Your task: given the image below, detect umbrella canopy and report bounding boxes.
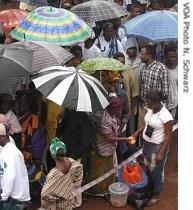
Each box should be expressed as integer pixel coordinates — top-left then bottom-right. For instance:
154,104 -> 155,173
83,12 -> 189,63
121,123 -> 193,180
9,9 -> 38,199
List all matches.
10,6 -> 94,46
0,45 -> 32,95
123,10 -> 178,42
0,44 -> 33,71
79,57 -> 127,74
32,66 -> 109,112
0,9 -> 29,31
71,0 -> 127,27
0,22 -> 3,34
11,41 -> 75,73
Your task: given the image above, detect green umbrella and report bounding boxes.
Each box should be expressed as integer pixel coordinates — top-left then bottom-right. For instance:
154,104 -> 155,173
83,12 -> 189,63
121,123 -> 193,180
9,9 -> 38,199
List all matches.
79,57 -> 127,74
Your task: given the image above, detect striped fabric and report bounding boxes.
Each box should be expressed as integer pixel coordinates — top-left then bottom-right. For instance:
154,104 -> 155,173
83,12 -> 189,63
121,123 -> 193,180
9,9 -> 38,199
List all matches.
41,158 -> 83,210
11,7 -> 93,46
32,66 -> 109,112
71,0 -> 127,27
94,110 -> 118,157
11,41 -> 74,73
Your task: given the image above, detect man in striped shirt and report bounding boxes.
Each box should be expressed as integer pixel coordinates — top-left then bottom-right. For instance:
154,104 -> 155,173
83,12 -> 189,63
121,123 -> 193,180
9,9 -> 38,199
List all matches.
138,45 -> 169,127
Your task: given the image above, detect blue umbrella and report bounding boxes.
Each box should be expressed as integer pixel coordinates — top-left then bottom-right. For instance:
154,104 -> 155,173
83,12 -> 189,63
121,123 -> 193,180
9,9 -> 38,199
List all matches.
123,10 -> 178,42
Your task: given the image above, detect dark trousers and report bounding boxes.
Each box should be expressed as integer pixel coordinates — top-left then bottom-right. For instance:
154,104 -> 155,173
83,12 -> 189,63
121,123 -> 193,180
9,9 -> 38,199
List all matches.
0,198 -> 29,210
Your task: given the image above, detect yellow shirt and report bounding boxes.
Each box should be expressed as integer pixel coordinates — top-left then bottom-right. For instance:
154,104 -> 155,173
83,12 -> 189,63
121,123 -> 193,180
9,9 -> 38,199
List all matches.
123,69 -> 140,115
45,99 -> 64,143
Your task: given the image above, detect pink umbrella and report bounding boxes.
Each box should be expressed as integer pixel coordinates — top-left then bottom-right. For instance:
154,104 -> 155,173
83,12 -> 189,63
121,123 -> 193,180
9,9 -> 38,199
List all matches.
0,9 -> 29,31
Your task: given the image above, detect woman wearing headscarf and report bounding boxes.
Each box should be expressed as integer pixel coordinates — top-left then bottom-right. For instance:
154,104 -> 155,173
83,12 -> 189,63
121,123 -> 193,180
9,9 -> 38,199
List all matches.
86,73 -> 131,194
41,137 -> 83,210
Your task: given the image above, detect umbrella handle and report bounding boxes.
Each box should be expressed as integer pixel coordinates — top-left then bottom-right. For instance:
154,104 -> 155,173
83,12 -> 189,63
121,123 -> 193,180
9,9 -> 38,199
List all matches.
97,38 -> 101,49
59,0 -> 62,8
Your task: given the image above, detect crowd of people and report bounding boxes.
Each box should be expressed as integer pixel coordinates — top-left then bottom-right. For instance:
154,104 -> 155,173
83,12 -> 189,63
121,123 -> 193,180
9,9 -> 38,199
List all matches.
0,0 -> 177,209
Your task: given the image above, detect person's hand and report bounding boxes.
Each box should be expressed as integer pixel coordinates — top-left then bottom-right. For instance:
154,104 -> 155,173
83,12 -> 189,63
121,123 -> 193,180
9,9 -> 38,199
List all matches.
131,132 -> 138,140
56,112 -> 64,124
156,153 -> 164,164
127,136 -> 136,144
97,39 -> 101,49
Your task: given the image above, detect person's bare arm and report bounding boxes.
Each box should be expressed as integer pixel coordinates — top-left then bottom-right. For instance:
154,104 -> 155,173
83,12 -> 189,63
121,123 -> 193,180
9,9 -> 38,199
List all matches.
104,133 -> 129,143
132,123 -> 145,139
156,120 -> 173,163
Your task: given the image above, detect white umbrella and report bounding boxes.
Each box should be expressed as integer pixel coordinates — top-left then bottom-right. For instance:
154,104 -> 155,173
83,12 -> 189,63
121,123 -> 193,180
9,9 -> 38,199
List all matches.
32,66 -> 109,112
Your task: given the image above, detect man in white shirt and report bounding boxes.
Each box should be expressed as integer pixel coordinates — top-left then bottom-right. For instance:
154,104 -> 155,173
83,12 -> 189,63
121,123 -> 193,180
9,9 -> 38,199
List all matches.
0,123 -> 30,210
81,38 -> 102,61
164,47 -> 178,120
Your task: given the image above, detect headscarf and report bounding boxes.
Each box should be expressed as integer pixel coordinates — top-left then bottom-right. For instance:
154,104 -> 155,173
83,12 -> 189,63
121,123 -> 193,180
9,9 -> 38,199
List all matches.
124,37 -> 138,52
107,71 -> 121,81
49,137 -> 67,158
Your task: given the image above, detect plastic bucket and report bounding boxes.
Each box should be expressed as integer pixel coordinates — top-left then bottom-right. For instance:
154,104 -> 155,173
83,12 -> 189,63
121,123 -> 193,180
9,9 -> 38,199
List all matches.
109,182 -> 129,207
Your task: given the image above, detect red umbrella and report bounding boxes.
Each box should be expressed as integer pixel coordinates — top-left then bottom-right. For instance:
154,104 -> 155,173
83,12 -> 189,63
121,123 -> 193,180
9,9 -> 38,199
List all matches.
0,9 -> 29,31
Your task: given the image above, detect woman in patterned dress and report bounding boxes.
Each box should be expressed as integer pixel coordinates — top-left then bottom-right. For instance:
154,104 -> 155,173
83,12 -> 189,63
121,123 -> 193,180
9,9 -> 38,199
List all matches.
41,137 -> 83,210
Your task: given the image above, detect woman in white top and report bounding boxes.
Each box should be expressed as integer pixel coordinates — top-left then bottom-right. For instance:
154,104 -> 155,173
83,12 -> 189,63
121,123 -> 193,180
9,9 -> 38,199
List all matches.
132,90 -> 173,206
95,22 -> 125,58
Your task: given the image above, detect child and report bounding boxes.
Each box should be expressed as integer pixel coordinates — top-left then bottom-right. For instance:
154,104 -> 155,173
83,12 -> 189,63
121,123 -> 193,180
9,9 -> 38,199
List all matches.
41,137 -> 83,210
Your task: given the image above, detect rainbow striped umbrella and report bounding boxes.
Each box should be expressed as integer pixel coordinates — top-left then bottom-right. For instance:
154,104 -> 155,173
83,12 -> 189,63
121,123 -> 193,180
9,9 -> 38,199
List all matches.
10,6 -> 93,46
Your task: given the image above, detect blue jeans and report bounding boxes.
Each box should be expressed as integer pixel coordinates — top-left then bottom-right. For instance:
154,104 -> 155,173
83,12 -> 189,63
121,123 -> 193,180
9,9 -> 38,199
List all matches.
143,141 -> 168,194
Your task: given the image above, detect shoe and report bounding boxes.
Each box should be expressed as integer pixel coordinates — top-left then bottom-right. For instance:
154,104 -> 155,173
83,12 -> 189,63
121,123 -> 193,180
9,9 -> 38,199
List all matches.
146,193 -> 162,206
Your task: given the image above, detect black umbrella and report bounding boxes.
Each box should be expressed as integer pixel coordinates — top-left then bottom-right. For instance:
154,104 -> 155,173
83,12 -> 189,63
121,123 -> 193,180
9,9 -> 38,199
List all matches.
0,45 -> 33,95
71,0 -> 127,27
